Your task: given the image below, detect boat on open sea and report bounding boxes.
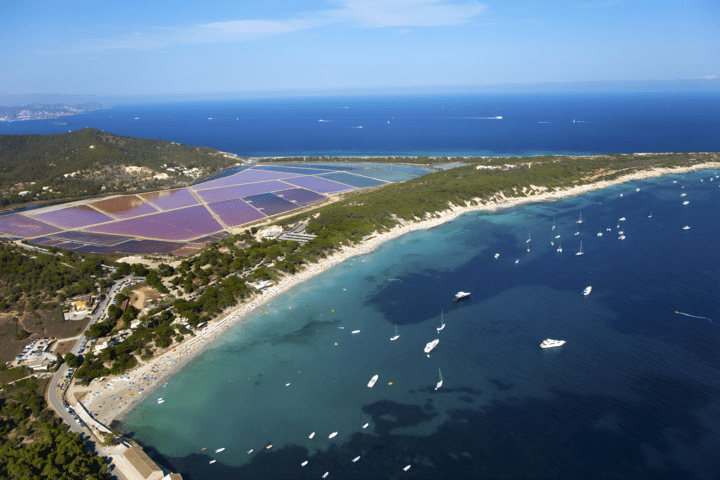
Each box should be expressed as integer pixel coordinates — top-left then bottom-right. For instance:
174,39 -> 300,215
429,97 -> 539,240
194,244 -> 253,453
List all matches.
540,339 -> 566,349
577,211 -> 583,224
454,291 -> 470,301
583,286 -> 592,296
576,241 -> 584,256
390,324 -> 399,341
352,456 -> 361,463
425,339 -> 439,354
215,448 -> 225,453
368,375 -> 378,388
437,310 -> 445,331
434,368 -> 443,390
329,432 -> 338,439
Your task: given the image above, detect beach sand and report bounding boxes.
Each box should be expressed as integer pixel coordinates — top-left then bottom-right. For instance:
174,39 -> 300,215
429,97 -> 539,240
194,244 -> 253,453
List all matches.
80,162 -> 719,427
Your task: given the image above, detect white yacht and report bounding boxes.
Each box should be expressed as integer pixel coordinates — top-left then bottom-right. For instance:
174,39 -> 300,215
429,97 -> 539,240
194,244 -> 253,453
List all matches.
557,244 -> 562,253
329,432 -> 338,439
583,286 -> 592,296
454,291 -> 470,301
648,211 -> 652,218
362,423 -> 369,429
309,432 -> 315,439
494,253 -> 500,259
352,330 -> 361,334
404,465 -> 412,471
215,448 -> 225,453
424,339 -> 440,354
636,188 -> 640,192
390,325 -> 399,341
683,201 -> 689,205
619,217 -> 626,221
437,310 -> 445,332
352,456 -> 361,463
683,226 -> 691,230
681,193 -> 687,197
597,230 -> 603,237
540,339 -> 566,349
555,234 -> 560,239
576,241 -> 584,256
577,211 -> 583,224
434,368 -> 443,390
301,461 -> 308,467
552,216 -> 556,230
619,235 -> 626,240
367,375 -> 378,388
209,460 -> 216,464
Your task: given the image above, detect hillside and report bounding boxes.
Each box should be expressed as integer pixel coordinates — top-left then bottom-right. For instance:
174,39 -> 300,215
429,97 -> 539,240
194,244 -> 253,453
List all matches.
0,128 -> 241,208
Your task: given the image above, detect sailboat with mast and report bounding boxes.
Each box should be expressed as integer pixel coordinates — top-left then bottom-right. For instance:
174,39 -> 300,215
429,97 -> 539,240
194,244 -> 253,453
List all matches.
434,368 -> 443,390
577,211 -> 583,224
390,325 -> 399,341
437,310 -> 445,332
576,241 -> 584,256
552,216 -> 556,230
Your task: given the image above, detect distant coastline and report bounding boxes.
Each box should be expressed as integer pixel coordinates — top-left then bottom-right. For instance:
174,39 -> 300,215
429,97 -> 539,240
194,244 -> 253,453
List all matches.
78,160 -> 720,429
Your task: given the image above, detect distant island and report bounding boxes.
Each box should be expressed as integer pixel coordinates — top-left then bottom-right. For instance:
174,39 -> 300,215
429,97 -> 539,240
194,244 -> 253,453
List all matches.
0,102 -> 108,123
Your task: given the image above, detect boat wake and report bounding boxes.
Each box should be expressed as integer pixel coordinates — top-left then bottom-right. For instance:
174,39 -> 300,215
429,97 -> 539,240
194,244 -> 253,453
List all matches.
676,311 -> 713,323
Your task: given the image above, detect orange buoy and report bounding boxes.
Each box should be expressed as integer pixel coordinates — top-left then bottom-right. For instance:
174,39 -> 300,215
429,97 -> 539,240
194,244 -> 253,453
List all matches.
331,310 -> 334,312
201,447 -> 207,451
388,382 -> 393,385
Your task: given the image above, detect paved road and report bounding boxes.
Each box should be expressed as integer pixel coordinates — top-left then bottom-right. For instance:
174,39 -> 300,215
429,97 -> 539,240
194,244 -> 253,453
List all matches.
46,277 -> 132,480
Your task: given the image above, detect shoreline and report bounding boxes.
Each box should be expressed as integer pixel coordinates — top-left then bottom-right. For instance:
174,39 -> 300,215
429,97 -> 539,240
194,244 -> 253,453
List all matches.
79,162 -> 719,428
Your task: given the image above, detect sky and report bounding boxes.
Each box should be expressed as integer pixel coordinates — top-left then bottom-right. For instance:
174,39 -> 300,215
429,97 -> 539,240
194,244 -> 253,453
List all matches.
1,0 -> 719,98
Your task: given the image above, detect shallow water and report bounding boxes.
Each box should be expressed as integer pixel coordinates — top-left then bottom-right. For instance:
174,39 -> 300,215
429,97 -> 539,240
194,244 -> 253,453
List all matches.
122,170 -> 720,479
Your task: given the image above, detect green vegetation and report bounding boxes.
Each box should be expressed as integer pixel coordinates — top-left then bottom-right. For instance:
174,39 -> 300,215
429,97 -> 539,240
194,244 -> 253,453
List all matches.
0,372 -> 109,479
0,244 -> 105,312
0,128 -> 241,207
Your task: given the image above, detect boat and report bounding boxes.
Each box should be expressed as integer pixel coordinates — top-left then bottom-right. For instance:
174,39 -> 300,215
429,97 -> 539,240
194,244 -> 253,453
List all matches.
526,231 -> 531,243
286,383 -> 290,386
494,253 -> 500,259
454,291 -> 470,301
157,399 -> 165,404
323,472 -> 329,479
555,235 -> 560,239
540,339 -> 566,349
552,216 -> 556,230
683,201 -> 689,205
434,368 -> 443,390
683,226 -> 690,230
597,230 -> 603,237
329,432 -> 338,439
368,375 -> 379,388
309,432 -> 315,439
583,286 -> 592,296
681,193 -> 687,197
301,461 -> 308,467
351,330 -> 361,334
673,180 -> 677,183
515,259 -> 520,263
619,235 -> 626,240
574,225 -> 579,236
404,465 -> 411,471
424,339 -> 440,354
557,244 -> 562,253
576,241 -> 584,256
215,448 -> 225,453
390,325 -> 399,341
209,460 -> 216,464
577,211 -> 583,224
247,449 -> 253,454
352,456 -> 361,463
618,231 -> 624,235
362,423 -> 369,429
648,211 -> 652,218
636,188 -> 640,192
266,445 -> 273,449
619,217 -> 626,221
437,310 -> 445,331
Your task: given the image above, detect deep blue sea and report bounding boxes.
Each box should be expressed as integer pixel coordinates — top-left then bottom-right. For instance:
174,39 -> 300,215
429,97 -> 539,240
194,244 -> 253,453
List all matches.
4,92 -> 720,157
118,170 -> 720,479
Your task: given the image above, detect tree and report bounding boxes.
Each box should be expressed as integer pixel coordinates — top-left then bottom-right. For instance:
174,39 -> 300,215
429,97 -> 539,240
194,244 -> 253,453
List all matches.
65,353 -> 82,368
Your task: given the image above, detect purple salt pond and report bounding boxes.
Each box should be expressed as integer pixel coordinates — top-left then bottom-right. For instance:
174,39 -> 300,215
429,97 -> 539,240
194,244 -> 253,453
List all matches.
140,188 -> 199,211
85,205 -> 223,241
31,205 -> 114,229
206,199 -> 266,227
194,169 -> 302,190
273,188 -> 326,206
0,214 -> 61,237
194,180 -> 291,204
281,176 -> 356,194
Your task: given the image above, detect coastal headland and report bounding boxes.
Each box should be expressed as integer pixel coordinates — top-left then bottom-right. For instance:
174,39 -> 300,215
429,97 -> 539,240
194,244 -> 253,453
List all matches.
78,160 -> 720,427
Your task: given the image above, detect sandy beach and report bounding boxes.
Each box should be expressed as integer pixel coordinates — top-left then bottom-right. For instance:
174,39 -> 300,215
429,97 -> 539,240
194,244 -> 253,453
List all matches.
79,162 -> 719,428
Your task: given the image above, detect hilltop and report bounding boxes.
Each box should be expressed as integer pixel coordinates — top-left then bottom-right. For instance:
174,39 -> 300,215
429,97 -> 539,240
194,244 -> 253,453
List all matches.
0,128 -> 241,208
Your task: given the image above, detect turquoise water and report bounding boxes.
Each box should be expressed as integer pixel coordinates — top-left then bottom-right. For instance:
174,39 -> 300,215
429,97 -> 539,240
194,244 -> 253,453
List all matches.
122,170 -> 720,479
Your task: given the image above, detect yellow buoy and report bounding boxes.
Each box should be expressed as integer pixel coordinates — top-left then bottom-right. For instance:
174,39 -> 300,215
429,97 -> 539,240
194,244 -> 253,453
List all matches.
388,382 -> 393,385
332,310 -> 334,312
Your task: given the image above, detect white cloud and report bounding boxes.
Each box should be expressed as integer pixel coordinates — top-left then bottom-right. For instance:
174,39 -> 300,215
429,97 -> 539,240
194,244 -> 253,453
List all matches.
333,0 -> 487,27
58,0 -> 487,52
